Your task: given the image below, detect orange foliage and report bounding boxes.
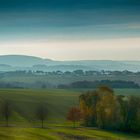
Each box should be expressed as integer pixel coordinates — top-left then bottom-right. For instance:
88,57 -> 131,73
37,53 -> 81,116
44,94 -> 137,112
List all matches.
67,107 -> 81,122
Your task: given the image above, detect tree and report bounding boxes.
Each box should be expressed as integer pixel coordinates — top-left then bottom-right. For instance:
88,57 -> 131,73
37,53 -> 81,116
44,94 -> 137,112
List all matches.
79,91 -> 99,126
67,107 -> 81,128
73,70 -> 84,76
36,105 -> 47,128
79,86 -> 140,132
2,101 -> 12,127
96,91 -> 120,129
119,96 -> 140,132
79,86 -> 122,129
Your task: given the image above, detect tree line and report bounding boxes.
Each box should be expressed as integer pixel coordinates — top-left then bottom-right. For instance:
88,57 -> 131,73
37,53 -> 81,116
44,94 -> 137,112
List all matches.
67,86 -> 140,133
0,70 -> 140,89
1,70 -> 140,76
58,80 -> 140,89
87,87 -> 140,133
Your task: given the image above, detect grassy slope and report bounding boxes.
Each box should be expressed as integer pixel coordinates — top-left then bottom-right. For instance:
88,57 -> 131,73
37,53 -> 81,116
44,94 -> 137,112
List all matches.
0,88 -> 139,125
0,89 -> 139,139
0,127 -> 139,140
0,89 -> 81,124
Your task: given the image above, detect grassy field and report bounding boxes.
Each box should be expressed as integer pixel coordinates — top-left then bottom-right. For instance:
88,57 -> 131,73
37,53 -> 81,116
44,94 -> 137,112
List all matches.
0,127 -> 139,140
0,88 -> 139,125
0,89 -> 81,124
0,88 -> 139,139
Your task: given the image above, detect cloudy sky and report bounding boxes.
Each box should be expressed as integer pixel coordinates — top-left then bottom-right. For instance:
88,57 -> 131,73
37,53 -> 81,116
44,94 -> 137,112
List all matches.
0,0 -> 140,60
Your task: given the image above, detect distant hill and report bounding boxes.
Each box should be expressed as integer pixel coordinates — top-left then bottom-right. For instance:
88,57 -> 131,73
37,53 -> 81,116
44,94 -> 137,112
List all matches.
0,55 -> 140,71
0,55 -> 52,67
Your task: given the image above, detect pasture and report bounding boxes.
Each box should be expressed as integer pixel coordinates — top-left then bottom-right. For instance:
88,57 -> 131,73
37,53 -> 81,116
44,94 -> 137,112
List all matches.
0,88 -> 139,140
0,127 -> 139,140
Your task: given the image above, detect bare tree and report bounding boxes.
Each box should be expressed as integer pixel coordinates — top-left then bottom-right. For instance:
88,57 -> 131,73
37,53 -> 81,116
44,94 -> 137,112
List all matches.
2,101 -> 12,127
36,104 -> 47,128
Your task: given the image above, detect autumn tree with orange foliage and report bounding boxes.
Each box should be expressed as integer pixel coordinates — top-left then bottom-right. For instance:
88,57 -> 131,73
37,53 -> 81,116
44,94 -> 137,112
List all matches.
80,90 -> 99,126
67,107 -> 81,128
96,86 -> 121,129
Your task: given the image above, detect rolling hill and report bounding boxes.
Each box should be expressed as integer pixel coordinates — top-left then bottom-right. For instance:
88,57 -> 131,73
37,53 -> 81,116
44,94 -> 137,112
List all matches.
0,55 -> 140,71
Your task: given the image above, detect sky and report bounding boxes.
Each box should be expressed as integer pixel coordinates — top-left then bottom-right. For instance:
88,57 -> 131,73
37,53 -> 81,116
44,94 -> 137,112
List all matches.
0,0 -> 140,60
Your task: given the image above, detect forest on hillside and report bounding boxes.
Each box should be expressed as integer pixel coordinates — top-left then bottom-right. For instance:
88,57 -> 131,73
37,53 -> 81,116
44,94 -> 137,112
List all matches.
0,70 -> 140,89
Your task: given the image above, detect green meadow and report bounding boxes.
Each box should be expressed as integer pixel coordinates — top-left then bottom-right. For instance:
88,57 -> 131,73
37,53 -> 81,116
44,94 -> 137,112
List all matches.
0,88 -> 139,140
0,127 -> 140,140
0,89 -> 80,124
0,88 -> 139,124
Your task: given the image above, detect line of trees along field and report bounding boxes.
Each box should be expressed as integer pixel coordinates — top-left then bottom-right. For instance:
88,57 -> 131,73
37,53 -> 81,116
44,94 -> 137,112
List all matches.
0,70 -> 140,89
0,80 -> 139,89
58,80 -> 140,89
77,86 -> 140,133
